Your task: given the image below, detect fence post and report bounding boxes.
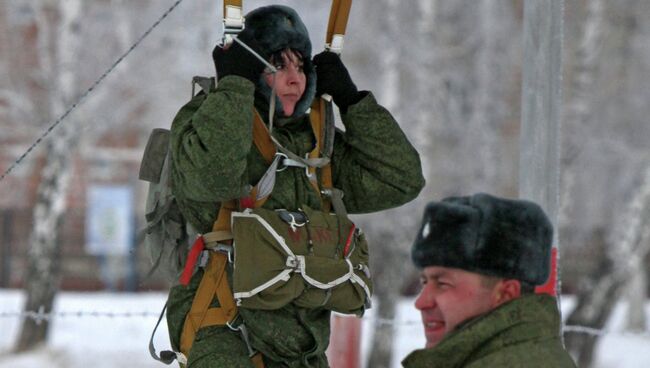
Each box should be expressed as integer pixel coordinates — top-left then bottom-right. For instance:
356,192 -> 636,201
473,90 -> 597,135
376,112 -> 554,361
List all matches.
1,209 -> 12,288
327,314 -> 361,368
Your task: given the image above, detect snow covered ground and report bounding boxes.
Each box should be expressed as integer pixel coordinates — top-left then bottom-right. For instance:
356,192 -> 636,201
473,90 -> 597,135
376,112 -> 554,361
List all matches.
0,289 -> 649,367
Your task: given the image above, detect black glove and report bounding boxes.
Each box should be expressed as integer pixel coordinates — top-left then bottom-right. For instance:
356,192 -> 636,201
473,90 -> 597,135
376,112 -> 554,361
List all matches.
313,51 -> 361,111
212,32 -> 267,82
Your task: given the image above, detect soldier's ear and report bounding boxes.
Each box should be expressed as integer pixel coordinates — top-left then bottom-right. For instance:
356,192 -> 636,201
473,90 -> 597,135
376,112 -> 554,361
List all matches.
491,279 -> 521,307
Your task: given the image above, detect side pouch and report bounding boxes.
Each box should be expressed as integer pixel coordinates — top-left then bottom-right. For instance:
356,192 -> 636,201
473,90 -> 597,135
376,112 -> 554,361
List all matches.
292,207 -> 372,315
139,128 -> 190,284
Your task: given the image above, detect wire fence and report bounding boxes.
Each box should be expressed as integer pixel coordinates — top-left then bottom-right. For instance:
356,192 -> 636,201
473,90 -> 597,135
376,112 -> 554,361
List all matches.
0,0 -> 185,184
2,307 -> 650,338
1,0 -> 649,356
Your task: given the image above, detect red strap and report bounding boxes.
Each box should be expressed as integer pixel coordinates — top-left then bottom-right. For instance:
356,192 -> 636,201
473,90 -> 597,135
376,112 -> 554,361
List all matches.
240,197 -> 255,209
535,247 -> 558,296
179,236 -> 206,286
342,223 -> 356,256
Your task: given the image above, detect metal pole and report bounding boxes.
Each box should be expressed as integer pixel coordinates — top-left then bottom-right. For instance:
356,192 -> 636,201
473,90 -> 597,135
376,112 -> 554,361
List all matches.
519,0 -> 564,297
1,210 -> 12,287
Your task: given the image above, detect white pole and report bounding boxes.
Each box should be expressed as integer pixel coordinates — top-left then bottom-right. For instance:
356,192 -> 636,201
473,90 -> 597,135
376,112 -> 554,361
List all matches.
519,0 -> 564,298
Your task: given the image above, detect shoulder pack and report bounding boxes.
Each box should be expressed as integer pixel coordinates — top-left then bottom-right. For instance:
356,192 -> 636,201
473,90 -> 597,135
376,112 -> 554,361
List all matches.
138,77 -> 214,284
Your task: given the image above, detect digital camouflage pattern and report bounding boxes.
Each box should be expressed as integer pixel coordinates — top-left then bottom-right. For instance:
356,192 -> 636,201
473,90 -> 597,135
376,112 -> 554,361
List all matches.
401,294 -> 577,368
167,75 -> 425,367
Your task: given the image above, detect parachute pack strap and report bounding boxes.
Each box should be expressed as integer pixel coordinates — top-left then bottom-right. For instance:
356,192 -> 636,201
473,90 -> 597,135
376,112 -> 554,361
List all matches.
179,252 -> 235,357
252,110 -> 277,164
202,230 -> 233,243
149,302 -> 186,366
310,98 -> 333,211
326,0 -> 353,53
251,353 -> 265,368
249,106 -> 331,206
212,200 -> 238,232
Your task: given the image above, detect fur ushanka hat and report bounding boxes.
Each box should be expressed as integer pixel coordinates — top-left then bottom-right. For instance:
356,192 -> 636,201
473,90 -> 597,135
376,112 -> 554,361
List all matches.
411,193 -> 553,285
239,5 -> 316,118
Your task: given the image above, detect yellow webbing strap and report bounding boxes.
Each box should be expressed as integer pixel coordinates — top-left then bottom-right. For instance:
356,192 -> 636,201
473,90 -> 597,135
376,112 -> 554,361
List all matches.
223,0 -> 242,14
180,252 -> 234,357
309,98 -> 333,211
326,0 -> 352,51
250,105 -> 332,206
252,111 -> 277,164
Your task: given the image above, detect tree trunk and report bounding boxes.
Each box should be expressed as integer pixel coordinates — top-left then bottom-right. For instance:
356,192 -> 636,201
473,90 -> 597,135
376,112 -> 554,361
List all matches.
361,0 -> 405,366
625,255 -> 647,332
366,229 -> 408,368
14,0 -> 83,352
565,166 -> 650,367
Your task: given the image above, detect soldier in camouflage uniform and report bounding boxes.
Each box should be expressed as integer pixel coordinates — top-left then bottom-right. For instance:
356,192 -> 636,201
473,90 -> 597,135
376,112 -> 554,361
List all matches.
402,193 -> 576,368
166,5 -> 425,367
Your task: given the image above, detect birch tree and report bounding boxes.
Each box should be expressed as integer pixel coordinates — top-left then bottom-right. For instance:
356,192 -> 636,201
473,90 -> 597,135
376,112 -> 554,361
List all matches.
565,165 -> 650,367
357,1 -> 408,367
15,0 -> 83,352
563,1 -> 650,365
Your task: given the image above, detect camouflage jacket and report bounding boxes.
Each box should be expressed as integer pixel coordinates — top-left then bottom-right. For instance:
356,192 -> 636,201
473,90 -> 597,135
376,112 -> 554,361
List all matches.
401,294 -> 577,368
167,76 -> 425,367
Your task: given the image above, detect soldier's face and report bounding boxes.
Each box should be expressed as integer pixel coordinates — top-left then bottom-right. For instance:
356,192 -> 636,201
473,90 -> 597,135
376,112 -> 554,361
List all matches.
415,266 -> 498,348
264,50 -> 306,116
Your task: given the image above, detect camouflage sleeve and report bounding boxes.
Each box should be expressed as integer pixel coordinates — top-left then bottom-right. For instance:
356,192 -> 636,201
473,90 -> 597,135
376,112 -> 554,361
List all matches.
331,92 -> 425,214
170,76 -> 255,203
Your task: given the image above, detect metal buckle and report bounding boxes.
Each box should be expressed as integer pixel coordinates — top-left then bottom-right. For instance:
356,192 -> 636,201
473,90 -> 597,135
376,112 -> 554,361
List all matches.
227,314 -> 256,357
275,152 -> 289,172
222,5 -> 244,45
218,243 -> 234,264
285,255 -> 303,271
205,242 -> 234,263
304,153 -> 314,179
325,34 -> 345,54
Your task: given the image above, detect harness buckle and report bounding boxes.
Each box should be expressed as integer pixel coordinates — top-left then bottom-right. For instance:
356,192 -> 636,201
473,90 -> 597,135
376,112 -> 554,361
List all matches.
285,255 -> 303,271
205,242 -> 234,263
227,314 -> 256,357
222,5 -> 244,45
304,153 -> 314,179
275,153 -> 289,172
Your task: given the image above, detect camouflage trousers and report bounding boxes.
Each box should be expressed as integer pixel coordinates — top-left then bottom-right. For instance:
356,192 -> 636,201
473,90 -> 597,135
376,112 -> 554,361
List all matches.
167,273 -> 332,368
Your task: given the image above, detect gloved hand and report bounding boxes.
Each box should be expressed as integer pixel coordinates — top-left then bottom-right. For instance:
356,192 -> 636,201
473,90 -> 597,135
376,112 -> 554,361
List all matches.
212,32 -> 267,82
313,51 -> 361,111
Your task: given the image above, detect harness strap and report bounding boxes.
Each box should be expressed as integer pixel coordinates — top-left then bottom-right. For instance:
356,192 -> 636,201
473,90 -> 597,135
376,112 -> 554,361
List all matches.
252,111 -> 276,163
311,98 -> 333,212
180,252 -> 234,357
326,0 -> 353,53
249,103 -> 333,207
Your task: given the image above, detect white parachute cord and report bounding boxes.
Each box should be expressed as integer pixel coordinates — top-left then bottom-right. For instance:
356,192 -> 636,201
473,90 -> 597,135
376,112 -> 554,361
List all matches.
231,36 -> 277,133
232,36 -> 276,73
